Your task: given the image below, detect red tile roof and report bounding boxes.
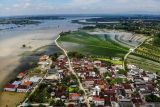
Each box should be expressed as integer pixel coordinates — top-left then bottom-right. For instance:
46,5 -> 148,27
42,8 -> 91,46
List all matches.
122,83 -> 132,89
104,89 -> 116,96
93,97 -> 105,101
18,72 -> 26,78
4,84 -> 16,89
17,85 -> 28,89
23,81 -> 32,86
69,93 -> 80,97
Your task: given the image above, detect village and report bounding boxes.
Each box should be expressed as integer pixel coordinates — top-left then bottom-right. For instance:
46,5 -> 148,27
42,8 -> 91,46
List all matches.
2,52 -> 160,107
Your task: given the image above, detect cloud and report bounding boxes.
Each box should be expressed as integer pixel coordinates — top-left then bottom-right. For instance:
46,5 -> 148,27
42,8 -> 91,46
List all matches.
0,0 -> 160,16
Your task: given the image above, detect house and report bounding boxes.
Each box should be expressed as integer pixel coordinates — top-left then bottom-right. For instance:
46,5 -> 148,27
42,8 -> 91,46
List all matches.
39,55 -> 49,61
45,74 -> 59,80
4,84 -> 16,92
29,76 -> 42,83
22,81 -> 32,87
93,97 -> 105,106
94,61 -> 101,67
104,89 -> 117,102
69,93 -> 80,101
122,83 -> 132,95
94,80 -> 107,89
98,67 -> 107,74
131,94 -> 143,106
17,72 -> 26,79
38,61 -> 50,69
92,86 -> 101,96
55,87 -> 67,98
57,55 -> 65,61
12,81 -> 21,87
17,85 -> 28,93
84,79 -> 95,88
119,101 -> 133,107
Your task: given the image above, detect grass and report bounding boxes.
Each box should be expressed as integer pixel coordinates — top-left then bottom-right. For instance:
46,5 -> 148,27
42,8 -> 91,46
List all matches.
127,37 -> 160,74
58,31 -> 129,57
127,55 -> 160,74
94,58 -> 123,65
0,92 -> 25,107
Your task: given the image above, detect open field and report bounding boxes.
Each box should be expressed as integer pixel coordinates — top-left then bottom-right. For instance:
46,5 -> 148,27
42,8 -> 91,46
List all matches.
94,58 -> 123,65
88,29 -> 147,48
127,37 -> 160,74
0,92 -> 25,107
58,31 -> 129,58
127,55 -> 160,74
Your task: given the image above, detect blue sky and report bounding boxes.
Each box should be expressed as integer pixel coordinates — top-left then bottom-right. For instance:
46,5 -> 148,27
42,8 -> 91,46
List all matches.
0,0 -> 160,16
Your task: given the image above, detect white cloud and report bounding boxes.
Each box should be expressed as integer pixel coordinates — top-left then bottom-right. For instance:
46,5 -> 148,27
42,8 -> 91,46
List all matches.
0,0 -> 160,16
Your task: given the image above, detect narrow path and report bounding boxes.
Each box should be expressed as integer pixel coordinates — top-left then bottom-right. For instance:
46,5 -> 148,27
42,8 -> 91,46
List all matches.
55,35 -> 90,107
123,39 -> 146,70
18,71 -> 48,107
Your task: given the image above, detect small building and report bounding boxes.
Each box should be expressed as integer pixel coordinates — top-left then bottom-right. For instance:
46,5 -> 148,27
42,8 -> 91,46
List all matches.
122,83 -> 132,95
94,61 -> 101,67
17,72 -> 26,79
84,79 -> 95,88
39,55 -> 49,61
29,76 -> 42,83
12,81 -> 22,87
69,93 -> 80,101
22,81 -> 32,87
58,55 -> 65,61
17,85 -> 28,93
99,67 -> 107,74
93,97 -> 105,106
45,74 -> 59,80
4,84 -> 16,92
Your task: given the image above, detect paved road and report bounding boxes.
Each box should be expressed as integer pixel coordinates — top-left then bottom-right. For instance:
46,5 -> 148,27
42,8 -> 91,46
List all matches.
55,35 -> 90,107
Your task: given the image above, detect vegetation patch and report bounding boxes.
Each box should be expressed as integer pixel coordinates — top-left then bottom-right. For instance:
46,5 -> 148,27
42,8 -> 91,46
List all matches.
0,92 -> 25,107
95,58 -> 123,65
58,31 -> 129,58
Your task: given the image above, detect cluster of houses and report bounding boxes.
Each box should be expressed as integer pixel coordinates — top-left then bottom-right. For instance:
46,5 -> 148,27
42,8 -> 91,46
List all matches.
3,55 -> 50,93
4,72 -> 41,93
5,53 -> 159,107
42,55 -> 160,107
69,57 -> 160,107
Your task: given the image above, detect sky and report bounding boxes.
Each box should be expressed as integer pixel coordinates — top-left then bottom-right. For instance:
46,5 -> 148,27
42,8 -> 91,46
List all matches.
0,0 -> 160,16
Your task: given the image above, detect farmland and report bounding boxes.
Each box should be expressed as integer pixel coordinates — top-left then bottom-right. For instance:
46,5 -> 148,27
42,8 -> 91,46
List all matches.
58,31 -> 129,58
127,36 -> 160,74
0,92 -> 25,107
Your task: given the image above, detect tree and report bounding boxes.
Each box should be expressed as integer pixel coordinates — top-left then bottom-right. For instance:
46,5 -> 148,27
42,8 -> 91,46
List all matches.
93,68 -> 99,74
50,100 -> 55,106
145,94 -> 160,102
117,69 -> 128,75
54,100 -> 65,106
153,33 -> 160,46
79,90 -> 84,95
22,44 -> 26,48
115,78 -> 123,84
103,72 -> 112,77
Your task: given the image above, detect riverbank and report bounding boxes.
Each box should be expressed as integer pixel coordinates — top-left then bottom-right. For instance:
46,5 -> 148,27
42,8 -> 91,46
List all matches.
0,18 -> 82,91
0,29 -> 57,90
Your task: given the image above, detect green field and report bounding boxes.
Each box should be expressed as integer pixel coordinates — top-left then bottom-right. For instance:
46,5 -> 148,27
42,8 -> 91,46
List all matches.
127,37 -> 160,74
94,58 -> 123,65
58,31 -> 129,58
